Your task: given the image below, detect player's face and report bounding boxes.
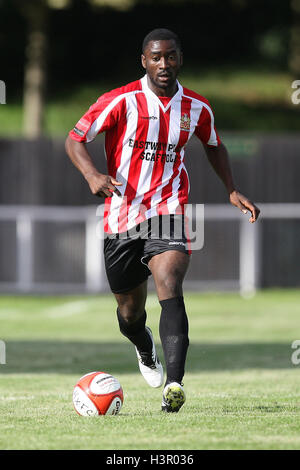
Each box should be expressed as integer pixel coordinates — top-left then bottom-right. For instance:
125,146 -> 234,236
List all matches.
141,39 -> 182,95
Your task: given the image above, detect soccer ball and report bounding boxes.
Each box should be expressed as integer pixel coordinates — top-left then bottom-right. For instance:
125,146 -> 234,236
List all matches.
73,371 -> 124,416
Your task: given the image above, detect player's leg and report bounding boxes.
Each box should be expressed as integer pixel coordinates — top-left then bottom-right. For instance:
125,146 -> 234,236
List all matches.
148,249 -> 189,300
104,236 -> 163,387
148,250 -> 190,411
114,280 -> 151,353
114,281 -> 163,387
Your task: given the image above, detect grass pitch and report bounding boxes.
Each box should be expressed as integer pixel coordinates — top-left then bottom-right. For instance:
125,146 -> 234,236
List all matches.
0,290 -> 300,450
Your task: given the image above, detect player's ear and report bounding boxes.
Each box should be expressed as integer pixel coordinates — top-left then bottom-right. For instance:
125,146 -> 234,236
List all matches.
141,54 -> 146,70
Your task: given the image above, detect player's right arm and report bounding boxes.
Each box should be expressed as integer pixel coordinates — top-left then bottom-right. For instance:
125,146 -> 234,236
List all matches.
65,137 -> 122,197
65,90 -> 124,197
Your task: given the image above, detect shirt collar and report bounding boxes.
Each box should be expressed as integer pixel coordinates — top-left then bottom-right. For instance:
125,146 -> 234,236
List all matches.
140,74 -> 183,112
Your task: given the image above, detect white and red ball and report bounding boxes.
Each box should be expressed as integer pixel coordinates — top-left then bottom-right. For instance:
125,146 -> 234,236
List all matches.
73,371 -> 123,416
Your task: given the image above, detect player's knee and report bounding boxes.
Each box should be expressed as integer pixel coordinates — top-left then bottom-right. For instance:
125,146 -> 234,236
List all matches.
118,305 -> 144,325
158,273 -> 183,298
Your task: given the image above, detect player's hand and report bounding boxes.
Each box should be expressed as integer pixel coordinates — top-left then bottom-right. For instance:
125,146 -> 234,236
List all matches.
85,172 -> 122,198
229,190 -> 260,223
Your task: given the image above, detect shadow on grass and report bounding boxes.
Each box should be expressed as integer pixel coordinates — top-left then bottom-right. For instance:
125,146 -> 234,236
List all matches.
0,341 -> 296,374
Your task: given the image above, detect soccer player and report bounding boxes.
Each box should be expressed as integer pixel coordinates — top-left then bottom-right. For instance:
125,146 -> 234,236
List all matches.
65,28 -> 260,413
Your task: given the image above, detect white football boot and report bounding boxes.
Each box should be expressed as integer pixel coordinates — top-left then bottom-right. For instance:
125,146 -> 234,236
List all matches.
161,382 -> 186,412
135,326 -> 164,388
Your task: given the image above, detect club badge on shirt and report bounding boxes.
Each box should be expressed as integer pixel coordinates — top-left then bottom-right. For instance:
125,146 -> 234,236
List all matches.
180,113 -> 191,131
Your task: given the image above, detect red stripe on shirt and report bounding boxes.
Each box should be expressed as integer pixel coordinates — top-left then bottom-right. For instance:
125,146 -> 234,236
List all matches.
118,92 -> 149,233
176,166 -> 189,214
194,105 -> 221,146
103,98 -> 128,233
157,97 -> 192,215
135,106 -> 171,223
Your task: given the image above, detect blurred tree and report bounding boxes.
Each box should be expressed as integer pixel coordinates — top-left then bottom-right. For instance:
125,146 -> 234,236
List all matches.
16,0 -> 137,138
289,0 -> 300,76
20,0 -> 48,139
1,0 -> 292,138
18,0 -> 73,138
90,0 -> 136,9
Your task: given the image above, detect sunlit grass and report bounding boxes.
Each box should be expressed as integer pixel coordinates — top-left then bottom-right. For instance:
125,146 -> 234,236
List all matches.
0,290 -> 300,449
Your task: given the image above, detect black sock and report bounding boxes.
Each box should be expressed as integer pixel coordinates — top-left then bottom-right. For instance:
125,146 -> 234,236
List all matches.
159,296 -> 189,386
116,308 -> 152,354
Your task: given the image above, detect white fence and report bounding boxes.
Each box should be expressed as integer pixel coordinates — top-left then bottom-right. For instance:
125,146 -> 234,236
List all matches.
0,203 -> 299,296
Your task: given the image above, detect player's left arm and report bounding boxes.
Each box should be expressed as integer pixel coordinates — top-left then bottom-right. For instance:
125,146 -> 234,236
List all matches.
203,142 -> 260,223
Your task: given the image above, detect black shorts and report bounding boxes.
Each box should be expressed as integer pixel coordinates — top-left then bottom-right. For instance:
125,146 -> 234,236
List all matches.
104,215 -> 190,294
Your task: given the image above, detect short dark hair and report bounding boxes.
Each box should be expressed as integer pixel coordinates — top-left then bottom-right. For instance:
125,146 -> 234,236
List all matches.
142,28 -> 181,54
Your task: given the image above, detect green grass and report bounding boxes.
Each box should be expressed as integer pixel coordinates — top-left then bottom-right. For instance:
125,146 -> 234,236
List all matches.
1,67 -> 299,137
0,290 -> 300,450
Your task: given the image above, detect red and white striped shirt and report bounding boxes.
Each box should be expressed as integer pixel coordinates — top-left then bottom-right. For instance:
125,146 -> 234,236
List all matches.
69,75 -> 221,233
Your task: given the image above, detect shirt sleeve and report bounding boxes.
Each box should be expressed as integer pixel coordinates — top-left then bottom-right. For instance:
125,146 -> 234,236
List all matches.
68,91 -> 124,143
194,102 -> 221,147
